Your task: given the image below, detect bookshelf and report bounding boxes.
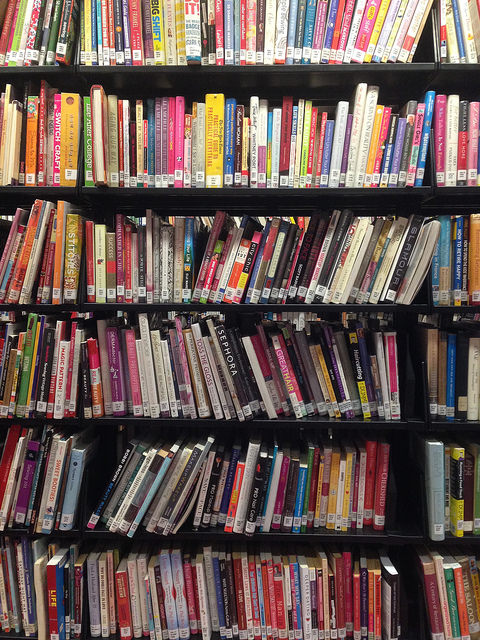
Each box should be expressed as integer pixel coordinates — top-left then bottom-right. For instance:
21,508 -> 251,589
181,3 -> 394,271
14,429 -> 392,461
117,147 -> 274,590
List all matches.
1,14 -> 480,640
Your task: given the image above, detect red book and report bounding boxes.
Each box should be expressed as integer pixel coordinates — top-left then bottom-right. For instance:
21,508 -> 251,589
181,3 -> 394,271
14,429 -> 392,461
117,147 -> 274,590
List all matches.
363,439 -> 378,527
343,551 -> 353,636
307,445 -> 321,528
260,557 -> 272,639
273,556 -> 286,638
183,554 -> 198,635
115,562 -> 133,640
115,214 -> 125,303
129,0 -> 144,63
37,81 -> 48,186
332,553 -> 346,637
191,561 -> 201,631
373,441 -> 390,531
329,0 -> 346,62
306,107 -> 318,188
0,0 -> 21,64
118,103 -> 125,187
124,223 -> 133,303
35,206 -> 55,304
248,556 -> 261,639
353,561 -> 361,639
0,425 -> 21,508
266,554 -> 278,636
279,97 -> 293,186
85,221 -> 95,303
233,553 -> 247,637
417,550 -> 444,639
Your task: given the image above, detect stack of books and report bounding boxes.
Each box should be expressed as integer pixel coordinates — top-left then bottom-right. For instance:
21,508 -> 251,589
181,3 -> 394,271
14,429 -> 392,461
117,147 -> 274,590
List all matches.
0,82 -> 81,187
87,433 -> 391,536
417,546 -> 480,640
0,313 -> 403,421
0,424 -> 98,534
439,0 -> 480,63
87,84 -> 435,189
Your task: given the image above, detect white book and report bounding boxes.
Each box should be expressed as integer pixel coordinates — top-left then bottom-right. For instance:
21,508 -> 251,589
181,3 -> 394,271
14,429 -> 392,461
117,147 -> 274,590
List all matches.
271,108 -> 282,188
150,330 -> 170,416
203,336 -> 232,420
398,0 -> 436,62
20,202 -> 53,304
345,84 -> 367,187
468,337 -> 480,420
195,555 -> 212,640
34,554 -> 48,640
173,218 -> 185,302
388,0 -> 421,61
127,553 -> 144,639
165,0 -> 177,64
355,441 -> 367,528
233,439 -> 261,533
397,220 -> 440,305
274,0 -> 290,63
193,451 -> 215,528
298,557 -> 313,640
136,339 -> 150,417
258,99 -> 269,188
159,550 -> 179,638
331,218 -> 370,303
68,327 -> 84,415
328,101 -> 349,188
293,99 -> 305,189
138,314 -> 160,418
339,223 -> 374,304
261,449 -> 283,532
98,553 -> 110,637
160,339 -> 179,418
369,217 -> 409,304
191,323 -> 223,419
305,210 -> 341,304
264,0 -> 277,63
343,0 -> 369,62
354,85 -> 379,188
374,332 -> 391,420
136,553 -> 150,635
446,94 -> 459,186
242,336 -> 277,419
202,546 -> 220,632
249,97 -> 259,188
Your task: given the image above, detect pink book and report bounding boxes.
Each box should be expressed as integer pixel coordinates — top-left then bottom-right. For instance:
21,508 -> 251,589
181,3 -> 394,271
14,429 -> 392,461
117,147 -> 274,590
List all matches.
168,97 -> 176,186
255,324 -> 288,415
174,96 -> 185,187
406,104 -> 425,187
311,0 -> 329,63
208,226 -> 234,301
24,0 -> 42,65
373,441 -> 390,530
246,0 -> 256,63
240,0 -> 247,63
271,453 -> 290,530
175,316 -> 197,419
184,113 -> 192,188
215,0 -> 224,64
351,0 -> 381,63
115,214 -> 125,303
384,333 -> 400,420
467,101 -> 479,186
145,209 -> 154,303
273,333 -> 304,417
183,557 -> 198,636
0,208 -> 25,286
343,551 -> 353,631
250,332 -> 282,415
64,320 -> 78,417
192,210 -> 226,301
335,0 -> 356,62
125,328 -> 143,416
350,451 -> 361,528
53,94 -> 62,186
434,94 -> 447,186
6,0 -> 21,62
371,106 -> 391,187
143,118 -> 148,187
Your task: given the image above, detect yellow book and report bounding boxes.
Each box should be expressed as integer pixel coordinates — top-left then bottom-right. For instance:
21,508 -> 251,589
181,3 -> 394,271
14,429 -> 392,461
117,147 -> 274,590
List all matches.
25,96 -> 39,186
242,116 -> 249,187
326,446 -> 341,530
315,344 -> 341,418
84,0 -> 92,65
0,84 -> 12,185
25,321 -> 42,416
205,94 -> 225,188
175,0 -> 186,64
136,100 -> 144,187
341,445 -> 354,531
450,445 -> 465,537
300,100 -> 312,186
107,95 -> 119,187
469,214 -> 480,303
64,214 -> 83,303
94,224 -> 107,303
381,0 -> 409,62
347,331 -> 371,418
151,0 -> 166,64
314,449 -> 325,526
364,105 -> 384,186
60,93 -> 81,187
364,0 -> 392,62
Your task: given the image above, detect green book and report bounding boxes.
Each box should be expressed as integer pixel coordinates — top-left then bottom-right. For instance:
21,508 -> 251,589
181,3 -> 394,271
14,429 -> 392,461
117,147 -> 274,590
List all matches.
31,0 -> 49,64
83,97 -> 94,187
299,100 -> 312,185
301,441 -> 315,533
45,0 -> 65,64
444,562 -> 461,640
7,0 -> 29,66
16,313 -> 38,417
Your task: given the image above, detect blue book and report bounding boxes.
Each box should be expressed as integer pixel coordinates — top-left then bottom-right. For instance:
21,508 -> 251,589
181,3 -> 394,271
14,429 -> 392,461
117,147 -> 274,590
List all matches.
286,0 -> 300,64
423,438 -> 446,540
91,0 -> 98,64
144,577 -> 156,638
234,0 -> 240,63
321,0 -> 340,63
302,0 -> 318,63
28,315 -> 45,416
446,334 -> 456,421
267,111 -> 273,188
415,90 -> 436,187
245,221 -> 271,303
147,99 -> 155,186
212,552 -> 227,638
453,216 -> 463,304
183,217 -> 195,303
291,560 -> 302,635
59,446 -> 88,530
255,561 -> 266,633
121,0 -> 132,64
224,99 -> 236,186
260,443 -> 278,531
53,550 -> 68,640
224,0 -> 234,64
438,215 -> 451,305
96,0 -> 103,64
451,0 -> 466,61
292,456 -> 308,533
218,441 -> 242,524
431,236 -> 440,306
320,120 -> 334,187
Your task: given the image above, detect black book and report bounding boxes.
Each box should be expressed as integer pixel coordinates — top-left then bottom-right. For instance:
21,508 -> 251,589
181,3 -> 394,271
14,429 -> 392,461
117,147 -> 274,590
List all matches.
293,0 -> 308,64
278,226 -> 303,303
314,209 -> 353,302
380,113 -> 399,184
286,216 -> 320,302
219,550 -> 232,635
457,100 -> 469,186
384,214 -> 424,302
397,100 -> 417,188
232,327 -> 262,417
255,445 -> 274,530
18,82 -> 32,185
137,223 -> 146,303
201,443 -> 225,527
245,443 -> 268,535
225,551 -> 238,631
455,332 -> 469,419
269,223 -> 297,303
296,216 -> 329,303
28,428 -> 55,532
215,324 -> 252,420
79,340 -> 92,419
35,327 -> 56,417
200,0 -> 209,64
281,448 -> 299,532
112,0 -> 124,63
281,325 -> 315,416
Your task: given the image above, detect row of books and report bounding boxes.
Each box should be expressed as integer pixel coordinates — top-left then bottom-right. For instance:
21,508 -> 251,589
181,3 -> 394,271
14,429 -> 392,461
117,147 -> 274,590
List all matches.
84,211 -> 440,307
88,84 -> 435,189
417,546 -> 480,640
77,0 -> 433,67
431,215 -> 480,307
0,83 -> 81,187
433,95 -> 480,187
0,539 -> 401,640
0,312 -> 403,420
421,436 -> 480,541
439,0 -> 480,63
415,325 -> 480,421
0,0 -> 78,67
87,432 -> 391,537
0,424 -> 97,534
0,202 -> 83,306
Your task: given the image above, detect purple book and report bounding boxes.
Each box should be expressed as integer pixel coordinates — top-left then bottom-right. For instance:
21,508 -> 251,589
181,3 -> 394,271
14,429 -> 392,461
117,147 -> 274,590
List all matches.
360,560 -> 368,637
106,327 -> 127,417
119,329 -> 133,415
339,114 -> 353,188
14,440 -> 40,524
155,98 -> 162,188
388,117 -> 407,187
141,0 -> 154,63
169,329 -> 187,418
324,326 -> 355,419
21,536 -> 36,628
121,0 -> 132,64
116,214 -> 125,302
320,120 -> 334,187
161,98 -> 169,188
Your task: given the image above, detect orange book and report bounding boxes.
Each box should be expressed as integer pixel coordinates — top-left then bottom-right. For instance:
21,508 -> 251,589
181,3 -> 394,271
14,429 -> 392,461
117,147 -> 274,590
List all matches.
367,557 -> 375,639
374,559 -> 381,640
453,562 -> 470,638
364,106 -> 384,187
224,457 -> 245,532
6,201 -> 42,303
469,214 -> 480,304
224,238 -> 252,303
60,93 -> 81,187
25,96 -> 39,186
52,201 -> 68,304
